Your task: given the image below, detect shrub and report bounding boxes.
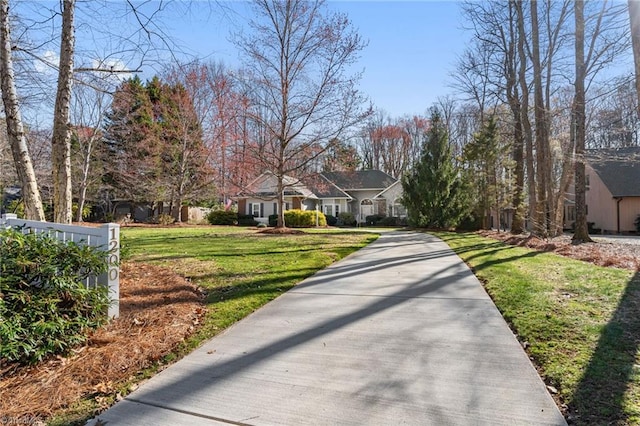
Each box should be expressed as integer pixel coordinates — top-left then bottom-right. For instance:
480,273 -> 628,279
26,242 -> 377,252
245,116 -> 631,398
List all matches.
207,210 -> 238,225
338,212 -> 356,227
325,214 -> 338,226
72,203 -> 92,221
0,227 -> 110,364
7,199 -> 25,218
378,216 -> 400,226
457,214 -> 482,231
284,209 -> 326,227
365,214 -> 386,226
157,213 -> 175,225
237,214 -> 259,226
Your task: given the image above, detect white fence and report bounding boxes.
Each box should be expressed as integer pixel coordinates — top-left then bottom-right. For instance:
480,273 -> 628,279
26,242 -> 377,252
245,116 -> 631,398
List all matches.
0,214 -> 120,318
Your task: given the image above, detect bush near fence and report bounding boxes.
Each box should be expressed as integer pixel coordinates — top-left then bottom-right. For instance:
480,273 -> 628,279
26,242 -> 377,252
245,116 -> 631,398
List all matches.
0,227 -> 110,364
207,210 -> 237,225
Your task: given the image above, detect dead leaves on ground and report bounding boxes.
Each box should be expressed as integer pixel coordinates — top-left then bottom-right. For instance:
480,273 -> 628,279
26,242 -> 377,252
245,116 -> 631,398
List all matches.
0,263 -> 206,421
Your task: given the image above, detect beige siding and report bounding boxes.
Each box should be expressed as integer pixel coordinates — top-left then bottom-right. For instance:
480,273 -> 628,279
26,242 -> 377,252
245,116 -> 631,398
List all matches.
584,165 -> 640,233
585,165 -> 617,232
619,197 -> 640,232
381,182 -> 403,203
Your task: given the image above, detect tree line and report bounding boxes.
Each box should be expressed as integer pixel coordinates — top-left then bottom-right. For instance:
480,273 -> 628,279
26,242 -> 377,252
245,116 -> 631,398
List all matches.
1,0 -> 638,236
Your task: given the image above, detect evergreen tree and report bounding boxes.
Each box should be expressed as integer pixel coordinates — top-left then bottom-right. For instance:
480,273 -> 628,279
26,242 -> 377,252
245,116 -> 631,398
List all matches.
401,108 -> 470,228
463,116 -> 513,230
102,76 -> 213,219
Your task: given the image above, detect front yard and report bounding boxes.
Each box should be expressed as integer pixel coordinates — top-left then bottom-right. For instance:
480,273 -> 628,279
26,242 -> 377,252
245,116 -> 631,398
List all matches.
1,226 -> 377,425
4,226 -> 639,425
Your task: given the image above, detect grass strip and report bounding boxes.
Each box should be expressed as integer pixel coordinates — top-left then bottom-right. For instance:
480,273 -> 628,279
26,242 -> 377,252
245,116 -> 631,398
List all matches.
434,231 -> 640,425
123,227 -> 378,355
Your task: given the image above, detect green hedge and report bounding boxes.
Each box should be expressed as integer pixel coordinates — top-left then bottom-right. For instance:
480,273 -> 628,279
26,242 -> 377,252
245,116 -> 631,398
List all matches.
338,212 -> 356,226
365,214 -> 386,226
237,214 -> 259,226
0,227 -> 110,364
207,210 -> 237,225
284,209 -> 327,227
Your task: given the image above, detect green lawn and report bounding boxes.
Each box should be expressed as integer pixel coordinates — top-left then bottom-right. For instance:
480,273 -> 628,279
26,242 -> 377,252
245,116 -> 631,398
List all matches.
122,226 -> 378,352
435,231 -> 640,425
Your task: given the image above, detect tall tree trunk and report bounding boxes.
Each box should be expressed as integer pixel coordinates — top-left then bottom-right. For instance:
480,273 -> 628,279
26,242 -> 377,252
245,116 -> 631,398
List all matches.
573,0 -> 592,243
51,0 -> 75,223
508,0 -> 525,234
629,0 -> 640,117
276,171 -> 286,228
0,0 -> 45,221
531,0 -> 549,237
516,0 -> 536,232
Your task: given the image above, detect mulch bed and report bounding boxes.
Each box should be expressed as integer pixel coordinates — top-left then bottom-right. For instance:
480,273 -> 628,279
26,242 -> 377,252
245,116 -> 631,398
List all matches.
478,230 -> 640,271
0,263 -> 206,424
258,227 -> 305,235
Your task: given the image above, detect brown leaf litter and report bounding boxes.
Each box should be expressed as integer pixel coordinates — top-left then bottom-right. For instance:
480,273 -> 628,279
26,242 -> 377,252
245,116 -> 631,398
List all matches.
0,263 -> 206,423
479,230 -> 640,271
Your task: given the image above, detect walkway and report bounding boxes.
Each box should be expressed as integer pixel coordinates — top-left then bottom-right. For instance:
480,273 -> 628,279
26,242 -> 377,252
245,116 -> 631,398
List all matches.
88,231 -> 566,425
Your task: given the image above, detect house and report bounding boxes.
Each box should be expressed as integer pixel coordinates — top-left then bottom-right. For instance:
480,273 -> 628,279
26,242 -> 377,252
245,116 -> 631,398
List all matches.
565,147 -> 640,233
235,170 -> 406,224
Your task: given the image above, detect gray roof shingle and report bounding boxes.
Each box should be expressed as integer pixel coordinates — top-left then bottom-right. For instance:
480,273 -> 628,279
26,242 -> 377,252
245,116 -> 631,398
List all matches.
321,170 -> 397,191
586,147 -> 640,197
303,174 -> 352,199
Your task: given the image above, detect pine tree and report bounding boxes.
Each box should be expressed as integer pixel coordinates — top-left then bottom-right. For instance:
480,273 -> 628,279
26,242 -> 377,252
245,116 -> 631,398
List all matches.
401,109 -> 470,228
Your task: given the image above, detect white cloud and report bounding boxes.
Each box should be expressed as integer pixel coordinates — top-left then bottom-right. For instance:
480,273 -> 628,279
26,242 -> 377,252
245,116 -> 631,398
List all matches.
91,58 -> 133,82
34,50 -> 59,74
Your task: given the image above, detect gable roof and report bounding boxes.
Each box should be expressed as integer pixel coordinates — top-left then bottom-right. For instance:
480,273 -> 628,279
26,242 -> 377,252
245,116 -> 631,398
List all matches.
321,170 -> 397,191
586,147 -> 640,197
303,174 -> 352,199
239,171 -> 317,199
374,180 -> 402,199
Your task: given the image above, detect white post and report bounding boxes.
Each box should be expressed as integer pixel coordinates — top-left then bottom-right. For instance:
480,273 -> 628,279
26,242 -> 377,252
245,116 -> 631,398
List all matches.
1,213 -> 17,223
316,203 -> 319,227
98,223 -> 120,318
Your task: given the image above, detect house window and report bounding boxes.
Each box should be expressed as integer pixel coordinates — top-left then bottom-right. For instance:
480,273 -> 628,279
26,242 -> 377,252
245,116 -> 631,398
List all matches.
251,203 -> 261,217
285,202 -> 290,211
324,205 -> 332,216
335,204 -> 340,216
565,205 -> 576,222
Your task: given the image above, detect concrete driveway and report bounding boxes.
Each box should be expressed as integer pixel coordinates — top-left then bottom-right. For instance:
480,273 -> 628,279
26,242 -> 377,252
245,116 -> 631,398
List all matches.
593,234 -> 640,245
88,231 -> 566,425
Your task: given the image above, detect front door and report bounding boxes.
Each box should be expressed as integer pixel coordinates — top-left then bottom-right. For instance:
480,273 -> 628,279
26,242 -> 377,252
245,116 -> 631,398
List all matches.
360,204 -> 374,223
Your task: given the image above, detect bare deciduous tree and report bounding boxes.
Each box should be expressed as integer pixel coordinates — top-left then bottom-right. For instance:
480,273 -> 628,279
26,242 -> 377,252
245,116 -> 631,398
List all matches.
234,0 -> 370,228
0,0 -> 45,220
51,0 -> 75,223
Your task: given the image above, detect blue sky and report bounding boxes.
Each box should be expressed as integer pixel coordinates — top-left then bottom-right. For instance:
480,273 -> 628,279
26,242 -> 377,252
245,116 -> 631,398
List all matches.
165,1 -> 468,119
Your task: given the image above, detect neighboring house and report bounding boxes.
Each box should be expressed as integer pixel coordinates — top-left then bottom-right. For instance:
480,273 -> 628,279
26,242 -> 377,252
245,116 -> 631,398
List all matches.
565,147 -> 640,233
235,170 -> 405,224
